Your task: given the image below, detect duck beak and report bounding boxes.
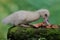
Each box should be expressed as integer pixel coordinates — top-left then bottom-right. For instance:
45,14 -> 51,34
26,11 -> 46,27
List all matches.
44,18 -> 50,25
46,20 -> 50,25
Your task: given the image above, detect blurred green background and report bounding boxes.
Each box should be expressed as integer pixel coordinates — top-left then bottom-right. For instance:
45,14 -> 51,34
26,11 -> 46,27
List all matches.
0,0 -> 60,40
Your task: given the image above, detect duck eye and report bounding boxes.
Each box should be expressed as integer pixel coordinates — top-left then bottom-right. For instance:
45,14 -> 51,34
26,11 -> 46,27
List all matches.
45,14 -> 47,17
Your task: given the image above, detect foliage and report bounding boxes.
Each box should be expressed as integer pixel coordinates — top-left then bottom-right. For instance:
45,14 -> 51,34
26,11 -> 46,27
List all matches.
0,32 -> 6,40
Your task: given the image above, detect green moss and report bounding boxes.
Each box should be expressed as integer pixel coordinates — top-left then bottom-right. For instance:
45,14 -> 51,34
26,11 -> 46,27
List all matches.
7,26 -> 60,40
7,26 -> 47,40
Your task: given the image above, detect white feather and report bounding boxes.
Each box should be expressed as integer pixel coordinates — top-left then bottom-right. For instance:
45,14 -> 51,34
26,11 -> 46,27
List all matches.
2,9 -> 50,26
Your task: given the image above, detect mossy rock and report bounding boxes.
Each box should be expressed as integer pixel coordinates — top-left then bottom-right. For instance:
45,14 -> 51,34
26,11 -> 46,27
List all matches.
7,25 -> 60,40
7,26 -> 47,40
46,28 -> 60,40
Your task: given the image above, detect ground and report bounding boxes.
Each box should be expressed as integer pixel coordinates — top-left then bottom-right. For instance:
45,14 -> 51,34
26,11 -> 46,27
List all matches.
7,23 -> 60,40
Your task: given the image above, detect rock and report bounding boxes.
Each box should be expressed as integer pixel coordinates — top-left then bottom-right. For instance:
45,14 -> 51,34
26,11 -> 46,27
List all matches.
7,26 -> 47,40
7,23 -> 60,40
